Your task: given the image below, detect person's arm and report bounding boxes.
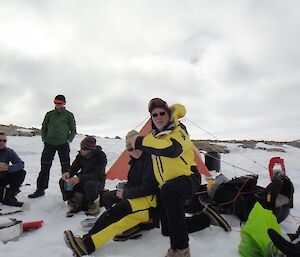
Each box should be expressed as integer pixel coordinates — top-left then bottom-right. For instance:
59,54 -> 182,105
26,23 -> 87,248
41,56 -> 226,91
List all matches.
78,151 -> 107,182
135,134 -> 183,158
7,149 -> 24,173
41,112 -> 50,141
67,112 -> 76,143
68,154 -> 81,177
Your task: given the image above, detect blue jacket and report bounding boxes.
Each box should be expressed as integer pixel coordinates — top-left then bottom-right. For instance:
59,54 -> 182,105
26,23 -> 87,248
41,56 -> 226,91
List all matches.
0,147 -> 24,178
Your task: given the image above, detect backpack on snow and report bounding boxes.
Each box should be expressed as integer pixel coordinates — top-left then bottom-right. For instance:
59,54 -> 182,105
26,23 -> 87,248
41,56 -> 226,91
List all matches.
192,173 -> 294,223
213,174 -> 261,222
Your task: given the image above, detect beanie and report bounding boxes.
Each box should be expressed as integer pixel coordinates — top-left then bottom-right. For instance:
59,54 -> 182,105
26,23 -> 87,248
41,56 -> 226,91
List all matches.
54,95 -> 66,104
126,130 -> 139,150
148,98 -> 171,117
81,136 -> 96,150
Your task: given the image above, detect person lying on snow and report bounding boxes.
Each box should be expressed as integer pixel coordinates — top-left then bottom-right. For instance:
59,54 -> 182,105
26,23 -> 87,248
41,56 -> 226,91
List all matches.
63,131 -> 158,257
0,132 -> 26,207
59,136 -> 107,217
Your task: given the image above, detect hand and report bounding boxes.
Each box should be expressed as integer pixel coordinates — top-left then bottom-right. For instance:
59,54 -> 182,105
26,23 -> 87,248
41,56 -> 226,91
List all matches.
128,135 -> 138,150
0,162 -> 8,172
68,176 -> 80,186
116,189 -> 124,199
61,172 -> 70,181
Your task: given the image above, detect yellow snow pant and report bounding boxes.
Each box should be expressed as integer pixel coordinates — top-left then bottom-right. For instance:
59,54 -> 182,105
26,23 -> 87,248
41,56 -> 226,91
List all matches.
83,195 -> 157,254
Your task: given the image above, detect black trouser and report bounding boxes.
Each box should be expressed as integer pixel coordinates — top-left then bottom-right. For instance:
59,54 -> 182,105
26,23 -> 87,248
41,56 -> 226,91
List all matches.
37,142 -> 70,190
102,190 -> 120,209
0,169 -> 26,195
159,175 -> 201,250
59,178 -> 104,205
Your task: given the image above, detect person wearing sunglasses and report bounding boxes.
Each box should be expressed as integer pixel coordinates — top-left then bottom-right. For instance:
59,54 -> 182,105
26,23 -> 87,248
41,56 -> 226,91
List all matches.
63,130 -> 158,257
28,94 -> 77,198
125,98 -> 202,257
0,132 -> 26,207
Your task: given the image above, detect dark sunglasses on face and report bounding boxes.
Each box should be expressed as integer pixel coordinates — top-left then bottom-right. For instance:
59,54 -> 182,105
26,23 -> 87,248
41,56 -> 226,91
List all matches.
152,111 -> 166,118
0,139 -> 7,143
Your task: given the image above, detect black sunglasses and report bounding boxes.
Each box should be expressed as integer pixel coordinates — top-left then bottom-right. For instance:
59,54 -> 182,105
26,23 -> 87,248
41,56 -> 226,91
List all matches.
0,139 -> 7,143
152,111 -> 166,118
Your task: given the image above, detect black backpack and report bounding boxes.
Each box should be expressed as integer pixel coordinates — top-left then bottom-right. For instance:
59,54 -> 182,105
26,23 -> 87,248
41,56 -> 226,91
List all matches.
259,173 -> 294,223
213,175 -> 261,222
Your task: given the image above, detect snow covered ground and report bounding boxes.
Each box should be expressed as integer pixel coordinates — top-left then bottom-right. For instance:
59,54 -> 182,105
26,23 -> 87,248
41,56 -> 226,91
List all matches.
1,135 -> 300,257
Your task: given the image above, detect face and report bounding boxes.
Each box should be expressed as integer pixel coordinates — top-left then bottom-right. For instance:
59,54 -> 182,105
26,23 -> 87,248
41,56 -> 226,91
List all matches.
54,102 -> 65,110
0,134 -> 7,150
80,148 -> 91,156
151,107 -> 170,131
129,149 -> 143,159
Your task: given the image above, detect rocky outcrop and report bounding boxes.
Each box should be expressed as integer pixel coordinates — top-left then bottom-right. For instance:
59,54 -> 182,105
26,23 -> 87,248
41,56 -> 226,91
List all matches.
0,124 -> 40,137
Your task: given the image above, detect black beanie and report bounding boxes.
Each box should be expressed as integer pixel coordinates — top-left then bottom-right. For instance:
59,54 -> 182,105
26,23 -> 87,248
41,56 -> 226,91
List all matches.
54,95 -> 66,104
148,98 -> 171,117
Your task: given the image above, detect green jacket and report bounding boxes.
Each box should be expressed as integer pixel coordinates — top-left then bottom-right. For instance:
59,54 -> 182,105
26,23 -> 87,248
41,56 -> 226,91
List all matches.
41,108 -> 76,145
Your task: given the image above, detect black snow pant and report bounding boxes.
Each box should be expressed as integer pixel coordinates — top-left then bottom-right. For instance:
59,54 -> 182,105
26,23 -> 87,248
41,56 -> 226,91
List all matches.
159,174 -> 202,250
59,178 -> 104,209
36,142 -> 70,190
0,169 -> 26,195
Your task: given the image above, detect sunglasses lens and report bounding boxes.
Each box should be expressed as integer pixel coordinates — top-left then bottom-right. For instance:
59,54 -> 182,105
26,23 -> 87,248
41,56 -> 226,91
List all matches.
152,113 -> 158,117
160,112 -> 166,116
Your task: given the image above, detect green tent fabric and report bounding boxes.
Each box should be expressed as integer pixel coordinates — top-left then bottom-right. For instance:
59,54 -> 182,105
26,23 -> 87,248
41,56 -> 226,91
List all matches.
239,202 -> 282,257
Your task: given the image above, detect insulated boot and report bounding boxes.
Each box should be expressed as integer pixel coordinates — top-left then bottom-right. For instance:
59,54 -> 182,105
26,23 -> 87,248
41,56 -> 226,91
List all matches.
67,196 -> 81,217
85,197 -> 100,216
1,187 -> 23,207
165,247 -> 191,257
28,189 -> 45,198
64,230 -> 88,257
113,226 -> 142,241
202,204 -> 231,232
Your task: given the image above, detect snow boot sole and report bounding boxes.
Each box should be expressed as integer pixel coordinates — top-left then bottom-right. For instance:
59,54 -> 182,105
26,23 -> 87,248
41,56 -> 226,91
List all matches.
63,230 -> 87,257
113,226 -> 142,241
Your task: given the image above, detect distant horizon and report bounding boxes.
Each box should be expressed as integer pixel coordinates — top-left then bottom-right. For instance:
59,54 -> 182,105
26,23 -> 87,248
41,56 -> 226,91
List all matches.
1,123 -> 299,143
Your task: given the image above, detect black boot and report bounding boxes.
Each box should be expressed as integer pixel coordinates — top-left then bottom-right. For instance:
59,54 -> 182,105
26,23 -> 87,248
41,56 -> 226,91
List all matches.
2,188 -> 24,207
28,189 -> 45,198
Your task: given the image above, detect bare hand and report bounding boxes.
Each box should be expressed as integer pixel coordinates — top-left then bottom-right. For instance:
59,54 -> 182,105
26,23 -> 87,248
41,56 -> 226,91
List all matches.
61,172 -> 70,181
0,162 -> 8,172
116,189 -> 124,199
128,135 -> 138,150
68,176 -> 80,186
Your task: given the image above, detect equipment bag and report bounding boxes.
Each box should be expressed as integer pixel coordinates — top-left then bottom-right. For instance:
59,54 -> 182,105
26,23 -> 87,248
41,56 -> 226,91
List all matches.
213,174 -> 261,222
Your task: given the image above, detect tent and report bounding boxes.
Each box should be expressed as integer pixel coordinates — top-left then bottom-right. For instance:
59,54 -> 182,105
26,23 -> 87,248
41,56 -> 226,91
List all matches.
106,119 -> 211,180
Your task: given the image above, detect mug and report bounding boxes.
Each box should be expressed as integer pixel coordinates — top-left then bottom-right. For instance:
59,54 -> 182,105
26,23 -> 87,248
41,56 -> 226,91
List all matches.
64,181 -> 73,191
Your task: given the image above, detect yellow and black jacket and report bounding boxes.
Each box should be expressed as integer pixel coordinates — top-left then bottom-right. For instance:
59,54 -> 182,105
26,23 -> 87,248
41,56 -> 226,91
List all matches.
135,104 -> 196,186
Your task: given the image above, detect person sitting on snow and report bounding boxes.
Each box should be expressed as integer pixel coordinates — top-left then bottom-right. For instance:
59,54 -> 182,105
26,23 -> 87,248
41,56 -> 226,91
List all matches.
0,132 -> 26,207
63,130 -> 158,257
59,136 -> 107,217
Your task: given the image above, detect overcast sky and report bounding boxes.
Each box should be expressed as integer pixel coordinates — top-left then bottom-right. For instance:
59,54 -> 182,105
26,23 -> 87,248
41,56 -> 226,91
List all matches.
0,0 -> 299,141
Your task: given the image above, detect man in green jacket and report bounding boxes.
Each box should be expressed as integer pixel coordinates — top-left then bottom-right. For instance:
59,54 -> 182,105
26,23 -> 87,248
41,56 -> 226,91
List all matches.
28,95 -> 76,198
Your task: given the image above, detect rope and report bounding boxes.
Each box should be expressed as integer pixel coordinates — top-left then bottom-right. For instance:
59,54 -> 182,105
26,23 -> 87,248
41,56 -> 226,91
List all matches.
184,117 -> 269,173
